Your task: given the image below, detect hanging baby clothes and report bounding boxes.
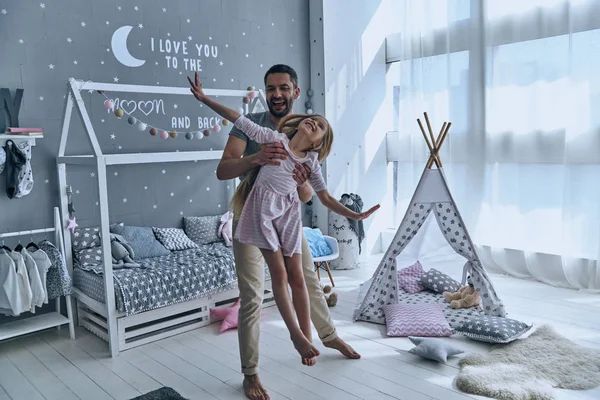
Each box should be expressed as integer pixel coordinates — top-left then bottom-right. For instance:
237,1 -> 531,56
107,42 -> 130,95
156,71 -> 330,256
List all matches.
4,140 -> 26,199
15,141 -> 33,198
0,146 -> 6,174
0,248 -> 20,316
20,248 -> 45,311
7,251 -> 32,315
39,240 -> 73,299
28,247 -> 51,304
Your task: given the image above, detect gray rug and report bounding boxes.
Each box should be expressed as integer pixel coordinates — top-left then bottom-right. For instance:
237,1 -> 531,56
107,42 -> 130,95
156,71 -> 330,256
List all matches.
456,325 -> 600,400
130,387 -> 188,400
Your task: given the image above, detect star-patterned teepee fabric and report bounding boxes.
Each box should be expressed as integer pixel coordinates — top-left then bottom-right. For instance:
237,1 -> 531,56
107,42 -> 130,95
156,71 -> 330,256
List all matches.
353,169 -> 506,324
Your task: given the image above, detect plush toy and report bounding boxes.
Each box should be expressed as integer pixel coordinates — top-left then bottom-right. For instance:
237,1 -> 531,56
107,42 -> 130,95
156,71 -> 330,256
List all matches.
109,233 -> 140,268
322,284 -> 338,307
442,277 -> 480,309
218,211 -> 234,246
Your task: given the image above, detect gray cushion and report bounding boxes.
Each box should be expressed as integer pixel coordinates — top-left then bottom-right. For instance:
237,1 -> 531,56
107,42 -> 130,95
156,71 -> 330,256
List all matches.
184,215 -> 221,245
71,227 -> 101,251
110,225 -> 170,259
420,268 -> 461,293
408,336 -> 464,363
153,227 -> 198,251
454,315 -> 532,343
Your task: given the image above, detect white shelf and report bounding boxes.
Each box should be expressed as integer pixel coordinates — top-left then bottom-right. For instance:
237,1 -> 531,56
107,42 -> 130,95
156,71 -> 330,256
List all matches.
0,312 -> 70,342
58,150 -> 224,165
0,134 -> 43,147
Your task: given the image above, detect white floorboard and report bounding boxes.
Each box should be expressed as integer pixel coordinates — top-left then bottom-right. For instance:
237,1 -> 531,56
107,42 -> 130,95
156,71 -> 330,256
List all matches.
1,252 -> 599,400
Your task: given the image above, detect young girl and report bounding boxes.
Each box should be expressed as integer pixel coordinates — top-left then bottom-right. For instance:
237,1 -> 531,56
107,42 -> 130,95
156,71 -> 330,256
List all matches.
188,73 -> 380,364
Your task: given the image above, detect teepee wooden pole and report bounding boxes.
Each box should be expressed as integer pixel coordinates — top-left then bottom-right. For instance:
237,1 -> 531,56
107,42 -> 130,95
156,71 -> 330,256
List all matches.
423,112 -> 437,153
417,118 -> 441,168
427,121 -> 452,168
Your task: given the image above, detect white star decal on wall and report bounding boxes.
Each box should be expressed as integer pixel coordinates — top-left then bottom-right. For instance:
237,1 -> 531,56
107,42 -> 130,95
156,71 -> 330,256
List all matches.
167,32 -> 171,37
245,54 -> 249,58
258,25 -> 260,29
144,186 -> 148,190
113,77 -> 119,82
187,35 -> 192,41
75,189 -> 80,194
123,198 -> 127,203
40,3 -> 46,9
180,211 -> 184,215
67,38 -> 72,43
106,21 -> 110,25
118,145 -> 122,150
218,204 -> 221,208
90,172 -> 95,177
242,32 -> 245,36
117,6 -> 122,10
153,205 -> 157,209
189,199 -> 193,202
49,64 -> 54,69
186,176 -> 190,180
226,185 -> 230,189
161,169 -> 166,174
138,23 -> 143,29
1,9 -> 6,14
18,39 -> 24,44
290,44 -> 293,47
225,44 -> 228,48
134,6 -> 139,11
272,22 -> 275,26
162,7 -> 167,12
213,78 -> 216,82
81,21 -> 86,27
106,48 -> 110,52
101,61 -> 104,65
292,18 -> 295,22
206,187 -> 210,191
170,192 -> 174,197
45,179 -> 49,183
110,134 -> 116,139
101,119 -> 105,123
114,172 -> 119,176
219,61 -> 223,66
73,60 -> 78,64
39,96 -> 44,101
96,201 -> 99,206
260,64 -> 263,68
173,104 -> 178,109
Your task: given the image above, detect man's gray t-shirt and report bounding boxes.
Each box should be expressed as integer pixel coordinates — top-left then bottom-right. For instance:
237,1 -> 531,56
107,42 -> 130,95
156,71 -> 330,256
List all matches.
229,111 -> 276,158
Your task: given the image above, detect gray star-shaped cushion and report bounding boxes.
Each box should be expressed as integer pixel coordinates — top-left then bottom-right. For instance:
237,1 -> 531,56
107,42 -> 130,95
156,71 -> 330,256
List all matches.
454,315 -> 531,343
408,336 -> 464,363
419,268 -> 461,293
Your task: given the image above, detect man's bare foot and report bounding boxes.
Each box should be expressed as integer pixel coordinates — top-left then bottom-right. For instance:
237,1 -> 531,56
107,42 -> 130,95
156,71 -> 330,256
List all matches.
323,337 -> 361,359
243,374 -> 270,400
291,333 -> 320,361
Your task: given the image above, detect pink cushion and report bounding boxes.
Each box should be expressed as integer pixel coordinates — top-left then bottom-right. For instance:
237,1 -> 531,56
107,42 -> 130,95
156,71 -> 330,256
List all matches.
210,299 -> 240,333
383,303 -> 453,337
397,261 -> 425,294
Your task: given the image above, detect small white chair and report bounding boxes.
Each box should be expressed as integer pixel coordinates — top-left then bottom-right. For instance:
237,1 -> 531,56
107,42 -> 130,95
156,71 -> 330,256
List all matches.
313,235 -> 339,287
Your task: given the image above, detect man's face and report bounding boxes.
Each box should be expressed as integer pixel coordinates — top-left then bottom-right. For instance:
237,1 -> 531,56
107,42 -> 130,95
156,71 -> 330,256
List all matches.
265,73 -> 300,118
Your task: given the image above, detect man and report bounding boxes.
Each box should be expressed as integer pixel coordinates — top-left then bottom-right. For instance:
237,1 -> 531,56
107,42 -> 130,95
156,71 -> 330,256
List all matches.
215,64 -> 360,400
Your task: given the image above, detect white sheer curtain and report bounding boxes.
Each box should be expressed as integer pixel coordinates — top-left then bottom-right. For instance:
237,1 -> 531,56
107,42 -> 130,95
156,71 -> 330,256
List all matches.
388,0 -> 600,291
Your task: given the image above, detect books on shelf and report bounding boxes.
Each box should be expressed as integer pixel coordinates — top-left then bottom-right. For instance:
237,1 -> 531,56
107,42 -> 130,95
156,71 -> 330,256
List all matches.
3,127 -> 43,136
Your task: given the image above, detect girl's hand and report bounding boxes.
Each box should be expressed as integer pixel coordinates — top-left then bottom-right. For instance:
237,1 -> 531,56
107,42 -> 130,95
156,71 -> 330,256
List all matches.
187,72 -> 207,102
353,204 -> 381,220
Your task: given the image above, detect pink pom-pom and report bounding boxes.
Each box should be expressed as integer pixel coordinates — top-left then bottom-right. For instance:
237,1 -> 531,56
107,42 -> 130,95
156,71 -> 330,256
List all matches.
104,100 -> 114,109
248,91 -> 257,99
160,131 -> 169,139
213,124 -> 221,132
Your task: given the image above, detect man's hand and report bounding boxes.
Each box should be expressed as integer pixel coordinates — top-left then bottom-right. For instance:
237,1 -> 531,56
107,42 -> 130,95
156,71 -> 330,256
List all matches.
251,142 -> 288,167
292,163 -> 311,186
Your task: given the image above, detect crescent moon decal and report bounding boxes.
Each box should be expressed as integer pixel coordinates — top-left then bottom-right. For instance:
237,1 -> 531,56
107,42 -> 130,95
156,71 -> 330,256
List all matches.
111,25 -> 146,68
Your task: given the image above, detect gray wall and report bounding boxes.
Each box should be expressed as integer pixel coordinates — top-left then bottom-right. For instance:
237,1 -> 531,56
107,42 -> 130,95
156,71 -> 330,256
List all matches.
0,0 -> 310,238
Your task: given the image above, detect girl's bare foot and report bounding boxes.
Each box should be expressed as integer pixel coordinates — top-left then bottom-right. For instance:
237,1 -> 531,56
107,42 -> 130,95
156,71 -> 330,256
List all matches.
291,334 -> 320,361
323,337 -> 361,359
302,356 -> 316,366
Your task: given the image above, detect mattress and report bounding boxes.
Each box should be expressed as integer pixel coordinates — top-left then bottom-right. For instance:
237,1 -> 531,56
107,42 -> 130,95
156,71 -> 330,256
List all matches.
73,242 -> 239,316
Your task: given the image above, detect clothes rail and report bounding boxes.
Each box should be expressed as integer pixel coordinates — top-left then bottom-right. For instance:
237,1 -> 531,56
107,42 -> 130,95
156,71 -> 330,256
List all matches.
0,227 -> 56,239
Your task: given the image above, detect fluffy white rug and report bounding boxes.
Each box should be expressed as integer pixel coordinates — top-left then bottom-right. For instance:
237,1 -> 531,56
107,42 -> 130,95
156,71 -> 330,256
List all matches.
456,325 -> 600,400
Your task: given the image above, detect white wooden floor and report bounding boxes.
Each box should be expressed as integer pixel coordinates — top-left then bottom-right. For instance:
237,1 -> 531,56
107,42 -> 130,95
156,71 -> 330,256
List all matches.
1,253 -> 599,400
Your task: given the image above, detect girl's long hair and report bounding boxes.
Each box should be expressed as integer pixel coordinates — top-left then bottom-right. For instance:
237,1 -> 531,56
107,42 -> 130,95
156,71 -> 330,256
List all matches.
230,114 -> 333,215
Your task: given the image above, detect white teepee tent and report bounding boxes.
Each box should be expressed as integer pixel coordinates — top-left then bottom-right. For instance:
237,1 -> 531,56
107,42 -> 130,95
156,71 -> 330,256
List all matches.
354,114 -> 506,324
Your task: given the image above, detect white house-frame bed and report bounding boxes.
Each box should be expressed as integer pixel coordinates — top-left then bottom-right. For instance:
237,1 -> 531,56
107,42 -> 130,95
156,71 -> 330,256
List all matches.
57,78 -> 273,357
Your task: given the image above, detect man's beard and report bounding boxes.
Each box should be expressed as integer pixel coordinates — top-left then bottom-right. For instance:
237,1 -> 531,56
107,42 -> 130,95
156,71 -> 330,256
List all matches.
268,98 -> 293,118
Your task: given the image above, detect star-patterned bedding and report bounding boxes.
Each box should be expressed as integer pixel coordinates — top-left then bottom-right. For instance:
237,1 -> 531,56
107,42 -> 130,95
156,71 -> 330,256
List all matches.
73,242 -> 238,316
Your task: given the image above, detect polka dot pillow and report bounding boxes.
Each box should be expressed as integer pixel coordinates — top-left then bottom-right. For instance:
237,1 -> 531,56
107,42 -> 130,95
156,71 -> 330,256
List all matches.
184,215 -> 222,245
419,268 -> 461,293
397,261 -> 426,294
